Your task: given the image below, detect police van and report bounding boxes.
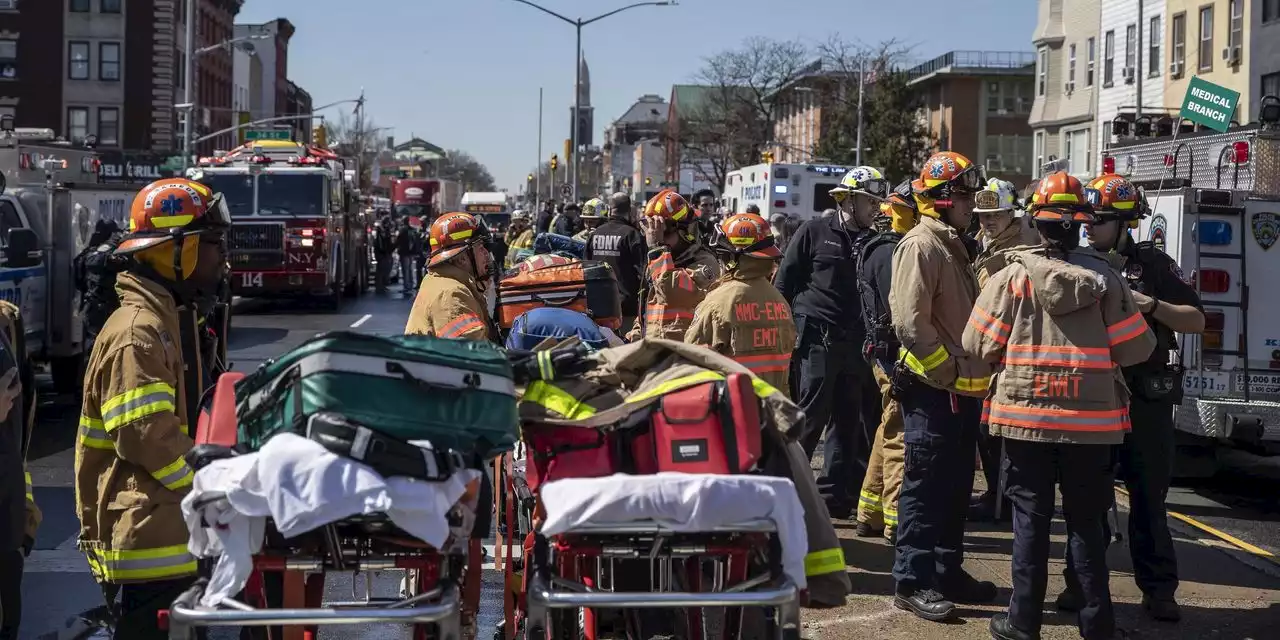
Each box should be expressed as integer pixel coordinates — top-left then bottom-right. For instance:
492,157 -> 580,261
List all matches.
0,125 -> 138,391
721,162 -> 858,220
1102,120 -> 1280,470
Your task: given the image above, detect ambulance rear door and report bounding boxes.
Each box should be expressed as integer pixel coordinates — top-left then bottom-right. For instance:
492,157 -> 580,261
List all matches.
1235,195 -> 1280,396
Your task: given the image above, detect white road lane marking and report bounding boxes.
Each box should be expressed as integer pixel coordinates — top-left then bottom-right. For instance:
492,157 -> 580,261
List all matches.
351,314 -> 373,328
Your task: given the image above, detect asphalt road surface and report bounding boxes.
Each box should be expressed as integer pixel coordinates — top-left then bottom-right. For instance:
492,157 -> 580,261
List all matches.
18,284 -> 1280,639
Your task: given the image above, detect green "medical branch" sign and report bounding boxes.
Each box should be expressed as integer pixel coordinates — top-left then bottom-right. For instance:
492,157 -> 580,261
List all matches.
1179,76 -> 1240,133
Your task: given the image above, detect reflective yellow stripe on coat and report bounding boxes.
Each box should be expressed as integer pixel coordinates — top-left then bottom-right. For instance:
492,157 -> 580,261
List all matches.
100,382 -> 176,433
84,543 -> 197,582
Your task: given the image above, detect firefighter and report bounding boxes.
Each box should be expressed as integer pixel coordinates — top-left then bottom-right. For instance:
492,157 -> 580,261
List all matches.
505,209 -> 536,269
0,298 -> 34,638
776,166 -> 887,518
405,212 -> 496,341
586,193 -> 647,332
888,151 -> 995,621
1052,174 -> 1206,623
964,171 -> 1156,640
627,190 -> 719,341
76,178 -> 230,639
685,213 -> 795,392
574,198 -> 606,242
852,186 -> 919,543
373,210 -> 395,292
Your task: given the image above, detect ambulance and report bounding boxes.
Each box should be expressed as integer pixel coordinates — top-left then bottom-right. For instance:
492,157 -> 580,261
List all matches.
720,162 -> 858,219
0,125 -> 140,391
1102,120 -> 1280,470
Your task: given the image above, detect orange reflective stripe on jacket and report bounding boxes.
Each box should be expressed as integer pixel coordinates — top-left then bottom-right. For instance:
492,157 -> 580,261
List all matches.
674,271 -> 695,291
1107,311 -> 1147,347
646,306 -> 693,324
733,353 -> 790,375
967,306 -> 1010,345
439,312 -> 484,338
648,252 -> 675,277
1003,344 -> 1114,369
986,401 -> 1129,432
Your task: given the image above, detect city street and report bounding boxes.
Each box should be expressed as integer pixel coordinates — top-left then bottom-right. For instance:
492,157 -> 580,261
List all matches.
17,292 -> 1280,639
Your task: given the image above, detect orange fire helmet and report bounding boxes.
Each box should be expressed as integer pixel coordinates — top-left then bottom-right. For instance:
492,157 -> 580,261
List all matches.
1084,173 -> 1147,223
643,189 -> 692,224
116,178 -> 231,254
428,212 -> 491,267
715,213 -> 781,259
1028,171 -> 1094,223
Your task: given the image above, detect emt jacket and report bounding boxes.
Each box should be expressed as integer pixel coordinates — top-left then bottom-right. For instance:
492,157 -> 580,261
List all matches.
405,262 -> 493,341
629,242 -> 719,341
889,216 -> 991,396
685,257 -> 797,394
974,216 -> 1041,289
75,272 -> 198,584
963,248 -> 1157,445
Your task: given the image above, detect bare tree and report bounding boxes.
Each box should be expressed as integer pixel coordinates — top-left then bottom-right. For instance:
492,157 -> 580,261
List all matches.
437,149 -> 497,191
324,112 -> 386,156
673,37 -> 812,191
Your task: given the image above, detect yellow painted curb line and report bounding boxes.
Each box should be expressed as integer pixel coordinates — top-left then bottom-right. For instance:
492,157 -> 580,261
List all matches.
1115,487 -> 1275,559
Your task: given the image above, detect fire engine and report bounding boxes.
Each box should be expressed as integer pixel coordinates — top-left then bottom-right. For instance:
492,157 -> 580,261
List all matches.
191,137 -> 368,307
1101,102 -> 1280,472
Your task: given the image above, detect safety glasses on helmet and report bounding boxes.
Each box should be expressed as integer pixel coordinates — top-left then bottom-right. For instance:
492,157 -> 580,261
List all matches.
832,178 -> 891,202
920,164 -> 987,198
198,192 -> 233,229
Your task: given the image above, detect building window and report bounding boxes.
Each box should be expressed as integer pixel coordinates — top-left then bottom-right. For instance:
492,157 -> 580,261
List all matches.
1104,30 -> 1115,86
1068,43 -> 1077,87
1266,0 -> 1280,24
0,39 -> 15,80
97,108 -> 118,146
1199,6 -> 1213,71
1229,0 -> 1243,52
69,0 -> 89,11
1064,128 -> 1091,175
1149,16 -> 1161,76
984,135 -> 1032,175
1086,37 -> 1096,86
987,81 -> 1001,113
99,42 -> 120,80
68,41 -> 89,80
1125,24 -> 1136,75
1172,12 -> 1186,72
101,0 -> 121,12
1037,46 -> 1048,96
1033,131 -> 1045,178
67,107 -> 88,142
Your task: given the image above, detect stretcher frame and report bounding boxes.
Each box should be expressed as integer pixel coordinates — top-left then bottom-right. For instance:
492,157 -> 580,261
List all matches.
496,455 -> 803,640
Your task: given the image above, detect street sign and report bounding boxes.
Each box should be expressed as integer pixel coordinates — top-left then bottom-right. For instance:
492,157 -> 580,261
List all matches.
659,181 -> 680,188
560,183 -> 572,199
244,129 -> 292,141
1179,76 -> 1240,133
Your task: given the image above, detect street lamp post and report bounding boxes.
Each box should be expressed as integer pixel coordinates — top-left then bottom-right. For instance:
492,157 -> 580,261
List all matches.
507,0 -> 675,201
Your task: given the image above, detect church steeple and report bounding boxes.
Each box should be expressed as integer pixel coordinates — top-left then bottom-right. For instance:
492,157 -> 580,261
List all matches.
577,54 -> 591,106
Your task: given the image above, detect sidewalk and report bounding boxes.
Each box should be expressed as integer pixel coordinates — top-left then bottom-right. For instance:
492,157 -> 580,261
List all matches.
803,509 -> 1280,640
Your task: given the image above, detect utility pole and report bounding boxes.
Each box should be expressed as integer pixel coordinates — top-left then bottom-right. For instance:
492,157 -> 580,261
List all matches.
537,87 -> 544,202
855,56 -> 866,166
1136,0 -> 1144,118
181,0 -> 195,169
572,27 -> 582,202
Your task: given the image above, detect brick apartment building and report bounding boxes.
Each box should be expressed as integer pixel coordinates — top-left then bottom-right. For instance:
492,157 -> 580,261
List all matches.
0,0 -> 245,161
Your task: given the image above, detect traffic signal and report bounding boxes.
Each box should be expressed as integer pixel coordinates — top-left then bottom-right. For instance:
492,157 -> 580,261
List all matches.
644,177 -> 652,186
312,125 -> 327,148
550,154 -> 559,171
564,138 -> 572,160
527,173 -> 534,182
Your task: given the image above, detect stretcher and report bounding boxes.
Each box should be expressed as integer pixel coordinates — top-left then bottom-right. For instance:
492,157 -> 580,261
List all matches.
162,371 -> 484,640
495,456 -> 803,640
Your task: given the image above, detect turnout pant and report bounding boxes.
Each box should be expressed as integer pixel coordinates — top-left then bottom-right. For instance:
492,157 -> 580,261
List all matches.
1066,397 -> 1178,600
793,316 -> 881,511
891,379 -> 980,591
856,362 -> 904,538
975,423 -> 1009,508
1005,438 -> 1116,640
110,576 -> 204,640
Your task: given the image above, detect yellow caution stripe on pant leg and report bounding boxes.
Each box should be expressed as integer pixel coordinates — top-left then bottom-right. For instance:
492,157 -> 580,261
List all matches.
804,547 -> 846,576
858,490 -> 883,513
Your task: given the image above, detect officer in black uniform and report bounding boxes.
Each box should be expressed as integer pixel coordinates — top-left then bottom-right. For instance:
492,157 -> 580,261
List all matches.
776,167 -> 887,517
1060,174 -> 1205,623
585,192 -> 648,332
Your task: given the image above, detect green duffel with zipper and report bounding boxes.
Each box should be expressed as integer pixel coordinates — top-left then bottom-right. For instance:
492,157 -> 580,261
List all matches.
235,331 -> 518,459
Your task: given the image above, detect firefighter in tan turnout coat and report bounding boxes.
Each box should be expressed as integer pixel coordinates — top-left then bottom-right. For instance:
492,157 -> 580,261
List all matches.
627,190 -> 719,341
405,212 -> 495,342
685,213 -> 796,394
75,178 -> 231,639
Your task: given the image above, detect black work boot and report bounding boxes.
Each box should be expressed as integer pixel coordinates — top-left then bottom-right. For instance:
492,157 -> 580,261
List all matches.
1055,587 -> 1084,612
893,587 -> 956,622
989,613 -> 1039,640
853,521 -> 881,538
1142,595 -> 1182,622
940,571 -> 998,604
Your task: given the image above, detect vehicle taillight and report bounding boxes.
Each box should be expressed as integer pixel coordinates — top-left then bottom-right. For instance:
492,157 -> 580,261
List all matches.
1194,220 -> 1232,245
1203,310 -> 1225,350
1102,156 -> 1116,174
1192,268 -> 1230,293
1232,140 -> 1250,164
774,200 -> 786,209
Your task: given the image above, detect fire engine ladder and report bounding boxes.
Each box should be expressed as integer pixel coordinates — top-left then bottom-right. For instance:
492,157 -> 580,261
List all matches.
1191,187 -> 1250,404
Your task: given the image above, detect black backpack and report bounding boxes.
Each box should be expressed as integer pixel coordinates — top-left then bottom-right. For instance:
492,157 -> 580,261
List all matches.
74,231 -> 127,339
853,231 -> 903,360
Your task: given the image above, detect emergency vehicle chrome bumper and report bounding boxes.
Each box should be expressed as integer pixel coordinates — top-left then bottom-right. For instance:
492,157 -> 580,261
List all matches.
165,578 -> 461,639
1178,397 -> 1280,442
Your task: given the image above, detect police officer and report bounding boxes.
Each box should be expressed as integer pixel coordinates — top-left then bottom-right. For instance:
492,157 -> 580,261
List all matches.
853,186 -> 919,543
964,171 -> 1156,640
888,151 -> 995,621
775,167 -> 886,518
627,190 -> 719,341
77,178 -> 230,639
685,213 -> 795,392
1053,174 -> 1206,623
405,212 -> 495,341
585,192 -> 647,332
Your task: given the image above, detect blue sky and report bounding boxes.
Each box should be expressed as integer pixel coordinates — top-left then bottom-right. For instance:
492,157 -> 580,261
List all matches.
239,1 -> 1038,191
